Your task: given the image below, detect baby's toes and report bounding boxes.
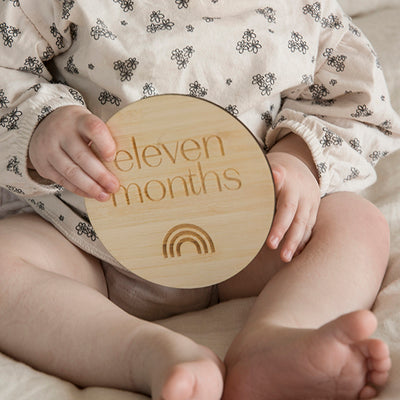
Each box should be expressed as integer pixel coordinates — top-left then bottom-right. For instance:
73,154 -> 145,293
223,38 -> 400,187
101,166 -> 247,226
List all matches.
358,385 -> 377,399
368,370 -> 390,387
364,339 -> 391,389
368,339 -> 391,369
161,364 -> 196,400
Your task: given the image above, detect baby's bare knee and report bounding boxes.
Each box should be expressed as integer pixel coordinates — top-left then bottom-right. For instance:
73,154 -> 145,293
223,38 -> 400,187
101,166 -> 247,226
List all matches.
319,192 -> 390,265
345,193 -> 389,252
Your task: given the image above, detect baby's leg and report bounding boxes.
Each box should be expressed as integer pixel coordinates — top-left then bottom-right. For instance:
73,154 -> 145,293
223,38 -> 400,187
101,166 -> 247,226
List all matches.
219,192 -> 391,399
0,213 -> 224,399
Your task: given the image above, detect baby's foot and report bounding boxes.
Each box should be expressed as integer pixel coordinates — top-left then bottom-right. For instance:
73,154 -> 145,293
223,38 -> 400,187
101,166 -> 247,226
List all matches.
159,354 -> 224,400
222,310 -> 390,400
128,324 -> 225,400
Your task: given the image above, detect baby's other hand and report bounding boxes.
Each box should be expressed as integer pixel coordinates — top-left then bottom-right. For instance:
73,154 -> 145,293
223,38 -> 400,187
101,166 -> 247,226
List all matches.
266,152 -> 320,263
29,105 -> 120,201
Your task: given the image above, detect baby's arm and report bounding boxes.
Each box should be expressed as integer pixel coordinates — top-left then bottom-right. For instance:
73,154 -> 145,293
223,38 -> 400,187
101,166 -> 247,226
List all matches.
29,106 -> 119,201
266,134 -> 320,263
265,16 -> 400,199
0,3 -> 102,198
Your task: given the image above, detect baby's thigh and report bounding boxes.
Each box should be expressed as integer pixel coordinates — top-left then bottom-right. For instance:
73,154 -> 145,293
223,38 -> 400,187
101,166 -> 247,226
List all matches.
0,213 -> 107,295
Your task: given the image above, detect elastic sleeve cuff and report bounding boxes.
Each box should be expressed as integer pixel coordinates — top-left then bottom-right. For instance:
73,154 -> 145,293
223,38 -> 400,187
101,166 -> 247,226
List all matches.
266,109 -> 378,196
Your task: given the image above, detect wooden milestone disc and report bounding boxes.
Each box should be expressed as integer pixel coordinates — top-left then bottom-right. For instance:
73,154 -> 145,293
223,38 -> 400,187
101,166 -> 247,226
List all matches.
85,94 -> 275,289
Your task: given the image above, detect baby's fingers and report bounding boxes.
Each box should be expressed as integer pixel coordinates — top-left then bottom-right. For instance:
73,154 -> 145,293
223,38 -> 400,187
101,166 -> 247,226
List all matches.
280,208 -> 312,262
267,191 -> 298,251
77,113 -> 116,162
61,139 -> 119,195
48,151 -> 111,201
44,167 -> 91,199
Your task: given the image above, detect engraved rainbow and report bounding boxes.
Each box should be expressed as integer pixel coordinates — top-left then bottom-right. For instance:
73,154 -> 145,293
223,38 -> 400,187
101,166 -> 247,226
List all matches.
162,224 -> 215,258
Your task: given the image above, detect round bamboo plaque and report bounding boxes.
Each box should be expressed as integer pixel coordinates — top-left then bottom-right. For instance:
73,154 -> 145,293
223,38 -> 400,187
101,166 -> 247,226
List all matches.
85,95 -> 275,288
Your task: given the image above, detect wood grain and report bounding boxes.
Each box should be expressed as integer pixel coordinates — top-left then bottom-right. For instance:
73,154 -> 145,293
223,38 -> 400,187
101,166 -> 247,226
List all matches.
85,95 -> 275,288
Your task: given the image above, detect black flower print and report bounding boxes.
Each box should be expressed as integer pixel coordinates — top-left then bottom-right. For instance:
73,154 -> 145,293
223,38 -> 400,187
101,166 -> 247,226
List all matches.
255,7 -> 277,24
113,57 -> 139,81
303,2 -> 321,22
19,56 -> 44,76
0,107 -> 22,130
61,0 -> 75,19
42,46 -> 55,62
261,110 -> 273,128
369,150 -> 388,165
349,138 -> 362,154
3,0 -> 20,6
28,83 -> 41,93
0,89 -> 9,108
344,167 -> 360,182
378,120 -> 393,136
6,156 -> 22,176
70,23 -> 78,41
142,82 -> 157,98
288,32 -> 309,54
309,83 -> 329,99
349,24 -> 361,37
225,105 -> 239,116
6,185 -> 24,195
0,21 -> 21,47
323,48 -> 346,72
351,104 -> 373,118
147,10 -> 175,33
188,81 -> 207,97
98,90 -> 121,106
202,17 -> 221,23
236,29 -> 262,54
50,23 -> 65,49
316,162 -> 327,178
65,56 -> 79,74
38,106 -> 53,123
252,73 -> 276,96
113,0 -> 134,12
171,45 -> 194,69
27,198 -> 44,210
320,127 -> 343,148
175,0 -> 189,9
321,14 -> 343,30
261,104 -> 275,128
149,10 -> 165,23
271,115 -> 287,129
303,3 -> 343,30
75,222 -> 97,241
308,84 -> 334,106
52,183 -> 64,194
186,24 -> 194,32
301,74 -> 313,85
69,88 -> 85,105
90,19 -> 117,41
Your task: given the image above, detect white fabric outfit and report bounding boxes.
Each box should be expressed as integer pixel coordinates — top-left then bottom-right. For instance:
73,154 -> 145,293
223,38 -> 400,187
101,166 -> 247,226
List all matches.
0,0 -> 399,319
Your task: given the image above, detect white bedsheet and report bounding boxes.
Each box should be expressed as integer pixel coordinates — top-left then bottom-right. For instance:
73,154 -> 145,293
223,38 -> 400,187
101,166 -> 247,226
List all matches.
1,4 -> 399,399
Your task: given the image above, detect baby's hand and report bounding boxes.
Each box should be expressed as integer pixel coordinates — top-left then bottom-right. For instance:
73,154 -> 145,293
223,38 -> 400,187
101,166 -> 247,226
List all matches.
29,105 -> 120,201
266,152 -> 320,263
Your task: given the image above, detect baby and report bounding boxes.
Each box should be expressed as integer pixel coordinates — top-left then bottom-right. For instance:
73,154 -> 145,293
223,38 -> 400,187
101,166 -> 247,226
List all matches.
1,1 -> 400,399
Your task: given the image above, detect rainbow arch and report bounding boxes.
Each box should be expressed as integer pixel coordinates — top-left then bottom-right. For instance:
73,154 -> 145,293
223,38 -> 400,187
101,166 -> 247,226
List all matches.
162,224 -> 215,258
